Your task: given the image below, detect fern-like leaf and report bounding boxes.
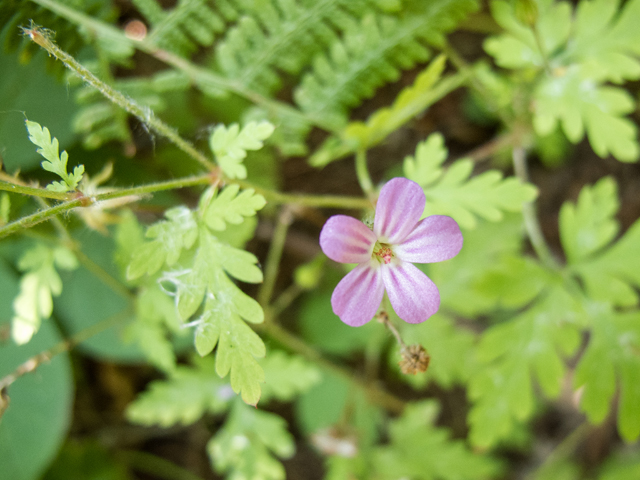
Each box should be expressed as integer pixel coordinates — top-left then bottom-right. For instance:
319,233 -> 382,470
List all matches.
294,0 -> 478,124
132,0 -> 238,57
213,0 -> 380,95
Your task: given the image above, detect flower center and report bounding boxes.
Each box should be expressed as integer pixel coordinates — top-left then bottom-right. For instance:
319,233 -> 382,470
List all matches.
373,243 -> 394,264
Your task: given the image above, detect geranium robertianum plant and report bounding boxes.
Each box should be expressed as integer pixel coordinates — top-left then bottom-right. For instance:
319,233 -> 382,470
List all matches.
320,177 -> 463,326
1,1 -> 640,480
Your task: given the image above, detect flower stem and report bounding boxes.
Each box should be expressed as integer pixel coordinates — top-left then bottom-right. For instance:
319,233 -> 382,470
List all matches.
512,147 -> 557,268
257,322 -> 405,414
0,181 -> 71,200
355,149 -> 375,200
23,24 -> 216,172
258,206 -> 294,309
0,308 -> 132,392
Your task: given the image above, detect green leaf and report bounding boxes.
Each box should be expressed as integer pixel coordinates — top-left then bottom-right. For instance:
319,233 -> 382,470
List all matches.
202,184 -> 267,231
126,356 -> 231,427
598,451 -> 640,480
403,135 -> 538,229
484,0 -> 640,162
0,321 -> 73,480
309,56 -> 462,166
372,401 -> 502,480
11,244 -> 77,345
260,350 -> 322,403
560,177 -> 640,307
468,286 -> 582,448
534,70 -> 638,162
210,121 -> 275,179
207,401 -> 294,480
560,177 -> 619,264
429,214 -> 526,316
574,307 -> 640,442
127,206 -> 198,280
25,120 -> 84,191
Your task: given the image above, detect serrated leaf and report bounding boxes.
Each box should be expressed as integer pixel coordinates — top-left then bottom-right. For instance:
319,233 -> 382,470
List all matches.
372,401 -> 502,480
429,214 -> 526,316
127,206 -> 198,280
403,135 -> 538,229
560,177 -> 619,263
260,350 -> 322,403
207,401 -> 294,480
202,184 -> 266,231
126,356 -> 231,427
195,294 -> 265,405
484,0 -> 640,162
574,307 -> 640,442
468,287 -> 582,448
11,244 -> 78,345
210,121 -> 275,179
560,178 -> 640,307
25,120 -> 84,191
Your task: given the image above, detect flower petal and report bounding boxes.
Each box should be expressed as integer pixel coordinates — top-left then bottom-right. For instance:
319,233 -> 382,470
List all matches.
394,215 -> 463,264
320,215 -> 377,264
331,262 -> 384,327
381,262 -> 439,324
374,177 -> 426,244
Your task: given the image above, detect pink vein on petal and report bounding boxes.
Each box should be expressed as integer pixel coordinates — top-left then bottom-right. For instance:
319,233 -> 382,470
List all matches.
381,262 -> 440,324
374,178 -> 426,244
331,262 -> 384,327
320,215 -> 377,264
394,215 -> 463,264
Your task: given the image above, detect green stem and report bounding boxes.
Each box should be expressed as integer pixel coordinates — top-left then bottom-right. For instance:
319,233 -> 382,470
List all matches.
525,421 -> 590,480
24,25 -> 216,171
512,146 -> 557,268
270,284 -> 303,318
355,149 -> 375,199
115,450 -> 205,480
0,173 -> 369,238
0,308 -> 132,391
236,180 -> 370,209
0,174 -> 214,239
258,206 -> 293,309
0,181 -> 71,200
257,322 -> 405,414
29,0 -> 338,132
73,248 -> 133,300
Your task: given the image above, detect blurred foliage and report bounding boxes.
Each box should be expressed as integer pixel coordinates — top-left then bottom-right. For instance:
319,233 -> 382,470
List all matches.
1,0 -> 640,479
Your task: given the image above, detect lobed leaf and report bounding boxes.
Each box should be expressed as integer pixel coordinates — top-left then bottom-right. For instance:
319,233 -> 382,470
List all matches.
202,184 -> 266,231
260,350 -> 322,403
372,401 -> 502,479
126,356 -> 231,427
403,135 -> 538,229
210,121 -> 275,179
127,206 -> 198,280
574,308 -> 640,442
560,178 -> 640,306
207,401 -> 295,480
26,120 -> 84,191
11,244 -> 78,345
468,287 -> 582,448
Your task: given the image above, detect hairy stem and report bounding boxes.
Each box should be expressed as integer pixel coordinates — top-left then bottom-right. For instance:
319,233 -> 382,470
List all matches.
24,25 -> 215,171
30,0 -> 337,132
0,181 -> 71,200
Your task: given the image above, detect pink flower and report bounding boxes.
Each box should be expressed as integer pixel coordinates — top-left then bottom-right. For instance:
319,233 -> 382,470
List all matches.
319,177 -> 463,327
